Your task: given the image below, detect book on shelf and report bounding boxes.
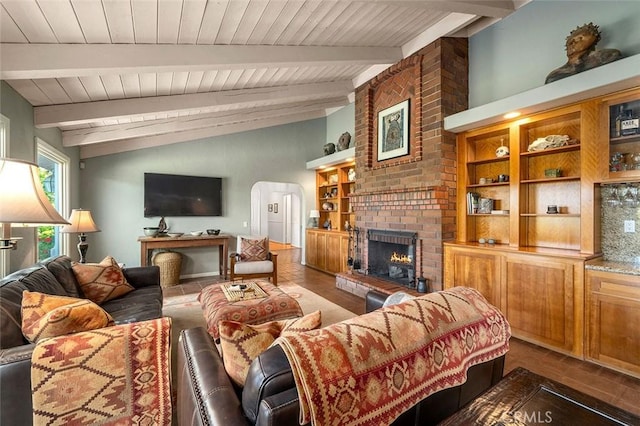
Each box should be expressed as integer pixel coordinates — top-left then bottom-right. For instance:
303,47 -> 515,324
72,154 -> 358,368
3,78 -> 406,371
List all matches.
491,210 -> 510,215
467,192 -> 479,214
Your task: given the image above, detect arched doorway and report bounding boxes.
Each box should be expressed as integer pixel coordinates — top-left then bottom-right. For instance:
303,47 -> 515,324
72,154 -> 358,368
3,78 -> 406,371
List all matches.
250,182 -> 305,253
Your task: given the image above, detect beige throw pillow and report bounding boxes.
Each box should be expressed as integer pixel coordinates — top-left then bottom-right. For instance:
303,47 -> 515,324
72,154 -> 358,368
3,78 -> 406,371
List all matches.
72,256 -> 135,304
219,310 -> 322,387
21,291 -> 114,343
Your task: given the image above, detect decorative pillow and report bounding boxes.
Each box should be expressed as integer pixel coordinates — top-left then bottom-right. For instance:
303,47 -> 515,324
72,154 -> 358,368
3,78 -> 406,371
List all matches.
21,291 -> 114,343
240,237 -> 269,261
72,256 -> 135,304
219,310 -> 321,387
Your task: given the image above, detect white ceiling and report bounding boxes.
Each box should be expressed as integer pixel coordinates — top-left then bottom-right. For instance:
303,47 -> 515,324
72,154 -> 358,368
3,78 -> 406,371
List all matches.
0,0 -> 526,158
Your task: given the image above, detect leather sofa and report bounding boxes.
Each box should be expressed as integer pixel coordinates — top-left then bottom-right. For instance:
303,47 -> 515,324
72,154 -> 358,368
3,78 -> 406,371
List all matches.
177,289 -> 506,426
0,255 -> 163,426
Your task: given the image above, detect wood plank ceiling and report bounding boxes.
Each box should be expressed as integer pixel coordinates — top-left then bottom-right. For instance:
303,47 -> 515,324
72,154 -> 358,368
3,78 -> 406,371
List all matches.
0,0 -> 524,158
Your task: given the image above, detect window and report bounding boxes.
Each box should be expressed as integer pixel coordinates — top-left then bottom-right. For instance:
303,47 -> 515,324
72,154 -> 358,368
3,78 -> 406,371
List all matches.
37,139 -> 70,261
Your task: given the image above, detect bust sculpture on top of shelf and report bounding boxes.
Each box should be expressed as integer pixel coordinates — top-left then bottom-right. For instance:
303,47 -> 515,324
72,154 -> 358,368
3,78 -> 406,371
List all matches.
545,22 -> 622,84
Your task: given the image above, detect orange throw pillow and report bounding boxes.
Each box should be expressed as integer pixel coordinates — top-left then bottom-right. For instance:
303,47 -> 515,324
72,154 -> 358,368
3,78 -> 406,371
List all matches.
21,291 -> 114,343
240,237 -> 268,261
219,310 -> 321,387
72,256 -> 135,304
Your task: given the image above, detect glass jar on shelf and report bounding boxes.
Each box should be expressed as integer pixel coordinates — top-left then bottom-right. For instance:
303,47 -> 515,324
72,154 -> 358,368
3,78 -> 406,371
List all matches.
610,152 -> 625,172
621,108 -> 640,136
614,104 -> 626,138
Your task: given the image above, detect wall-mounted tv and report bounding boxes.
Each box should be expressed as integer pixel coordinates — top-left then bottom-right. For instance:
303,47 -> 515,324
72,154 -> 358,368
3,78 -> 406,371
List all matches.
144,173 -> 222,217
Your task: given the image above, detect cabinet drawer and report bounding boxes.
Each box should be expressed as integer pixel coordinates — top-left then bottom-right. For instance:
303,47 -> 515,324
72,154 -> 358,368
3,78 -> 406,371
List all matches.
587,270 -> 640,299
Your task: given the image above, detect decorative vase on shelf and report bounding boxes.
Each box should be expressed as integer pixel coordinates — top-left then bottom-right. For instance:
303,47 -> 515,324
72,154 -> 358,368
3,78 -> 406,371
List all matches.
495,139 -> 509,157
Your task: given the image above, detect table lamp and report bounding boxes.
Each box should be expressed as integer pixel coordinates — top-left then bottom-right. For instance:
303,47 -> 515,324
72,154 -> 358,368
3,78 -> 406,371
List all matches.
61,209 -> 100,263
0,158 -> 70,250
309,210 -> 320,228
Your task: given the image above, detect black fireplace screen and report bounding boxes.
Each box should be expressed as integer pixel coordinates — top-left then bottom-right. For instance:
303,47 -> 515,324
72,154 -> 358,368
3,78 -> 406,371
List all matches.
367,229 -> 417,287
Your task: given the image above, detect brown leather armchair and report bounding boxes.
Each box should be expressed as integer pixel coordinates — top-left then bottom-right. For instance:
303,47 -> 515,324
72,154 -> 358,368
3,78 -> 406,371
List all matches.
229,235 -> 278,285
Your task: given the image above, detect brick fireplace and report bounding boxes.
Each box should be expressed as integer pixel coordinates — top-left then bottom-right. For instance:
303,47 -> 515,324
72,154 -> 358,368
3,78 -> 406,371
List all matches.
367,229 -> 417,286
342,37 -> 468,294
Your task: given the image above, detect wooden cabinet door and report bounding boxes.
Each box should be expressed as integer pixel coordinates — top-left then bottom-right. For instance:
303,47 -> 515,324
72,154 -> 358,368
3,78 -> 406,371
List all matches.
586,270 -> 640,378
443,245 -> 502,307
306,230 -> 318,268
504,254 -> 583,356
316,232 -> 327,271
325,233 -> 342,273
340,234 -> 350,273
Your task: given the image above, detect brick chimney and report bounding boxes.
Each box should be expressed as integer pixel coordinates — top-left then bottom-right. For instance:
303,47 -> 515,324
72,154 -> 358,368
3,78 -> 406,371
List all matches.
351,37 -> 468,291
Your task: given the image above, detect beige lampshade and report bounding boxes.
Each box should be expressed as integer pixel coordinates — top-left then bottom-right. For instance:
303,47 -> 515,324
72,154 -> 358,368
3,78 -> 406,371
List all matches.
0,158 -> 69,226
61,209 -> 100,234
309,210 -> 320,218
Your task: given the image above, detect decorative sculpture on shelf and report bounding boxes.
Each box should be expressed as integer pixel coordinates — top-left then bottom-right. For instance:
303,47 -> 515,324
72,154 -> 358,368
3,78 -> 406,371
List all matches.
323,142 -> 336,155
337,132 -> 351,151
545,22 -> 622,84
158,216 -> 167,233
527,134 -> 578,152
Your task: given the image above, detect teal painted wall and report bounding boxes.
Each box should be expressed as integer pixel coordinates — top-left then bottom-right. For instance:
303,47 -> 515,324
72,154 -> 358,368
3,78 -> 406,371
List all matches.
81,118 -> 324,273
326,103 -> 355,151
470,0 -> 640,106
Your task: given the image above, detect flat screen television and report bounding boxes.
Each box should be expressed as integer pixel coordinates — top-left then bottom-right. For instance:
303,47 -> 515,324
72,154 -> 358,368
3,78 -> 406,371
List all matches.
144,172 -> 222,217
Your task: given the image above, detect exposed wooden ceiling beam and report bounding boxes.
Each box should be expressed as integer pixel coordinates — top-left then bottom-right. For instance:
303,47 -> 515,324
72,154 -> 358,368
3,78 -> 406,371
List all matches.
353,13 -> 479,88
0,44 -> 402,79
79,110 -> 327,159
363,1 -> 515,18
63,97 -> 349,146
401,13 -> 480,58
35,80 -> 354,128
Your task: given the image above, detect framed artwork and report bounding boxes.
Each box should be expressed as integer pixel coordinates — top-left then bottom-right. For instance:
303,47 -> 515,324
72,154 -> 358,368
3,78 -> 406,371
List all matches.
274,203 -> 278,213
377,100 -> 409,161
268,204 -> 273,212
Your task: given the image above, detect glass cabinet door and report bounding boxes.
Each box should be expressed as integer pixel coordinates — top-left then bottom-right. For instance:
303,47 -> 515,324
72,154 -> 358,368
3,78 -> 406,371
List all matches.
606,92 -> 640,180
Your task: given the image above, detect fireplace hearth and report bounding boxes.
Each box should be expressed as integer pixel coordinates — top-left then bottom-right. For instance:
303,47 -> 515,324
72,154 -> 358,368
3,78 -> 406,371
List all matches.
367,229 -> 417,287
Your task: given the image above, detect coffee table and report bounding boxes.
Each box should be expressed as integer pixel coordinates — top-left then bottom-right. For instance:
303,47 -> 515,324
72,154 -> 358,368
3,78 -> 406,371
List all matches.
440,367 -> 640,425
198,280 -> 303,340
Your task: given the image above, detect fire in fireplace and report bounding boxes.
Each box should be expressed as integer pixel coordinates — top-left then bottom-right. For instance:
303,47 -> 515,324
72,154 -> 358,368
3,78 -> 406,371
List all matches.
367,229 -> 417,287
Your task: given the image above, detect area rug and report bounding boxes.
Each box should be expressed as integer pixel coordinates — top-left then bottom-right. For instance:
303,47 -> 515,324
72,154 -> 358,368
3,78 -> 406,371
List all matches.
31,317 -> 172,425
276,287 -> 512,426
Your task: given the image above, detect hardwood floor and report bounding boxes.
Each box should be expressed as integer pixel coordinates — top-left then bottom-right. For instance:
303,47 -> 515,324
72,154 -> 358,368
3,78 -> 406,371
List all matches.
166,246 -> 640,417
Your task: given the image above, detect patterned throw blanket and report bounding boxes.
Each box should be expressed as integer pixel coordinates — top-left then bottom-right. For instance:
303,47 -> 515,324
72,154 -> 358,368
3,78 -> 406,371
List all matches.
276,287 -> 511,426
31,317 -> 172,425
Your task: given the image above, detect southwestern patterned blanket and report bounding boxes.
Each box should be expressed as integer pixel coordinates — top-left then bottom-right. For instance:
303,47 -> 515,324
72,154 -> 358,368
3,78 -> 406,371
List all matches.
276,287 -> 511,426
31,317 -> 172,425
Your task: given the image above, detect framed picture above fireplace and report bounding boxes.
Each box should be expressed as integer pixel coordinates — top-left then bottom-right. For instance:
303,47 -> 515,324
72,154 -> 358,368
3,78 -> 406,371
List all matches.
378,99 -> 409,161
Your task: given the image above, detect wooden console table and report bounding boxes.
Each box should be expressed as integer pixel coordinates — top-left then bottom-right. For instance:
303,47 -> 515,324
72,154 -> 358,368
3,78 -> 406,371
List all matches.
138,234 -> 230,279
